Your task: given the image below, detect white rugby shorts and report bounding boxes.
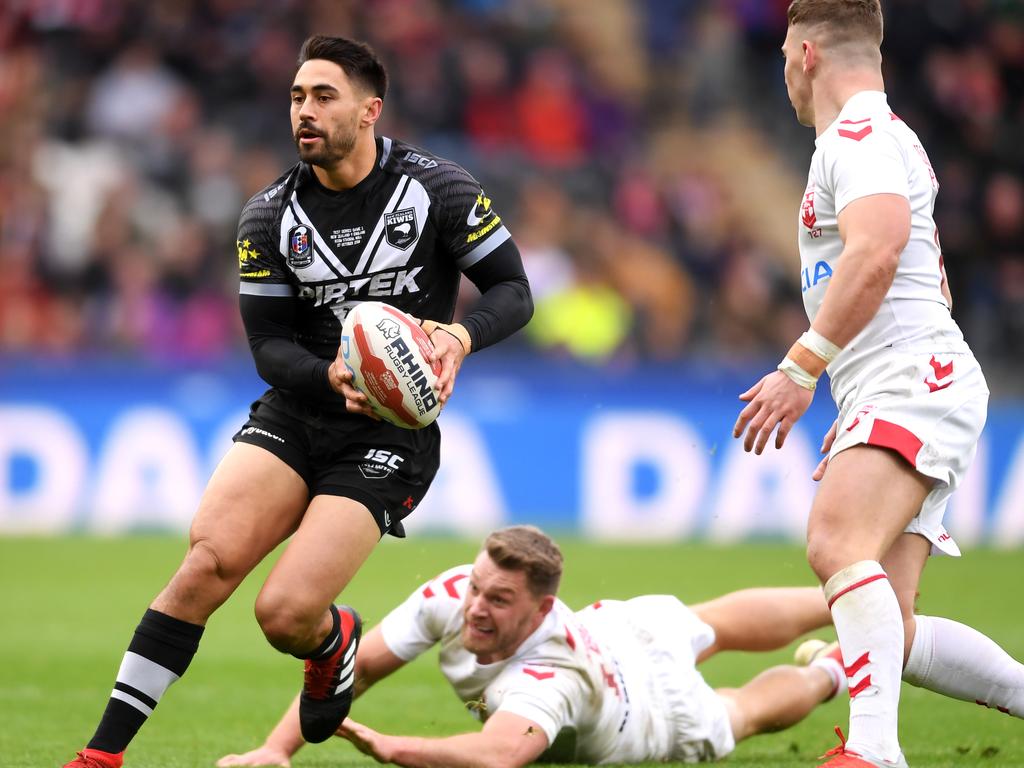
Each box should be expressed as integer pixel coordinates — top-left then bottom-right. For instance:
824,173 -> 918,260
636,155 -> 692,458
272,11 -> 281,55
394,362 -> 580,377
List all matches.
620,596 -> 736,762
828,350 -> 989,555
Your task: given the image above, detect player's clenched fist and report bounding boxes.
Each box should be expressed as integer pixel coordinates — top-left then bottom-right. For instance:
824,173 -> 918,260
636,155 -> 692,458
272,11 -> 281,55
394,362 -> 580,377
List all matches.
328,358 -> 381,420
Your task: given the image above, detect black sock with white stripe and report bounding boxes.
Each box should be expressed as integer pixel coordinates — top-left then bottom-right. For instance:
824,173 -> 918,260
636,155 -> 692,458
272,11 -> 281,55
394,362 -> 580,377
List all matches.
294,604 -> 341,660
87,609 -> 204,754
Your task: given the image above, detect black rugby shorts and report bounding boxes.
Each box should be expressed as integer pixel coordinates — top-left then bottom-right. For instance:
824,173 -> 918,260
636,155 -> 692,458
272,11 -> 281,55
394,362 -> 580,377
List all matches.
232,393 -> 440,537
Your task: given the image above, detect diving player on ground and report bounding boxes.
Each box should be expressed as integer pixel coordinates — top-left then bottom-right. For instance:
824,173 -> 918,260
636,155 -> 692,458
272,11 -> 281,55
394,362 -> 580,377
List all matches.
219,526 -> 848,767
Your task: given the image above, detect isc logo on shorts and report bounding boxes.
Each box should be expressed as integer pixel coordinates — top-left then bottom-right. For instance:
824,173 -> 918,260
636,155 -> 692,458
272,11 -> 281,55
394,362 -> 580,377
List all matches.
359,449 -> 405,479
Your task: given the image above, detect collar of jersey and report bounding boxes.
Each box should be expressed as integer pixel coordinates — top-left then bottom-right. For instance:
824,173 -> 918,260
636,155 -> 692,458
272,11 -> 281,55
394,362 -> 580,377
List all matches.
816,89 -> 888,147
303,137 -> 385,198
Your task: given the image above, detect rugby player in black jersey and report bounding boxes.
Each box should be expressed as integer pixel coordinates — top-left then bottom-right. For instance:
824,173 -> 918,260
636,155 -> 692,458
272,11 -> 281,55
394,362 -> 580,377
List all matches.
65,35 -> 532,768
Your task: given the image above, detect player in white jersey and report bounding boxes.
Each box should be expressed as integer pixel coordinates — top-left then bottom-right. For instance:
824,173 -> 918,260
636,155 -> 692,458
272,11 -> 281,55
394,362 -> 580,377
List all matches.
217,526 -> 849,767
734,2 -> 1024,767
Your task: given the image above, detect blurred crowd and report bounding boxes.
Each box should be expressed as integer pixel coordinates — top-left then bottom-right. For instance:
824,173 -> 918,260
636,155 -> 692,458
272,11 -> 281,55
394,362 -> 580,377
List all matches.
0,0 -> 1020,387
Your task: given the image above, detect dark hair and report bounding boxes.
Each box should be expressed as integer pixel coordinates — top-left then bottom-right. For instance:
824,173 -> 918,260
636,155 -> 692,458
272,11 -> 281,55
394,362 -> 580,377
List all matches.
484,526 -> 563,597
787,0 -> 883,47
297,35 -> 388,98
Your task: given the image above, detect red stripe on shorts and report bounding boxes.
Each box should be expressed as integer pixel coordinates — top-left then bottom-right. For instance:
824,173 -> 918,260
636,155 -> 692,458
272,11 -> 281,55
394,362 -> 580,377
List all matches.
867,419 -> 923,468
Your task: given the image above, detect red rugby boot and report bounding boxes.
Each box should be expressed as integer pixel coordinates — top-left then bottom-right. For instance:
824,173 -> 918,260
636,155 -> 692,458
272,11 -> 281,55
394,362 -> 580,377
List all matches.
817,727 -> 909,767
63,748 -> 124,768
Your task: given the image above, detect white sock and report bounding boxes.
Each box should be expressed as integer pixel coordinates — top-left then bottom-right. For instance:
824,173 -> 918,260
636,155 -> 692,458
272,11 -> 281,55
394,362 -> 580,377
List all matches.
904,614 -> 1024,718
825,561 -> 904,763
811,652 -> 849,700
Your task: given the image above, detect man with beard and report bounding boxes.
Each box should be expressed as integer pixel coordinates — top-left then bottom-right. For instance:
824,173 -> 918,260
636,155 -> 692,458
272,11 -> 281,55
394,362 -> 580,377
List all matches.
216,525 -> 847,768
64,36 -> 533,768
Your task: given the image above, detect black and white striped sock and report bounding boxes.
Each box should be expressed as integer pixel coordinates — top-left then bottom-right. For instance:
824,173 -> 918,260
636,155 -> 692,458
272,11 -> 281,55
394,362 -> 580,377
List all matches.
295,603 -> 341,661
86,609 -> 204,754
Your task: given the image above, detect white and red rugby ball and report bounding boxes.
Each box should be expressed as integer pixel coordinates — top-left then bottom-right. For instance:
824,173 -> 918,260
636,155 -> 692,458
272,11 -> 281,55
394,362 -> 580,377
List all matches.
341,302 -> 442,429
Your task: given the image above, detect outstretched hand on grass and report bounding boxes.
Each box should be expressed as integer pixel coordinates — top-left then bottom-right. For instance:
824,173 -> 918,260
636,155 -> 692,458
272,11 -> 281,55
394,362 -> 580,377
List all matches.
215,744 -> 290,767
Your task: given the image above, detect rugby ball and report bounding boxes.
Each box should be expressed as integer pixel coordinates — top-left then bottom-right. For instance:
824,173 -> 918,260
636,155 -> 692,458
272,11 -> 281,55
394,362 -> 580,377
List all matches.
340,302 -> 442,429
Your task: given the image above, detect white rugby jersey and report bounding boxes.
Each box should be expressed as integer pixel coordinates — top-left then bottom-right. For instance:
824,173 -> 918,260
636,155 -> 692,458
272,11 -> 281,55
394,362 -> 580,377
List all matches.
798,90 -> 969,392
379,565 -> 711,764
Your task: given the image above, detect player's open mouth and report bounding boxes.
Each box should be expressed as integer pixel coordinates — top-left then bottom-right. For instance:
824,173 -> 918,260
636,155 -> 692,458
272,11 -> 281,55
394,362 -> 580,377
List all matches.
297,129 -> 323,144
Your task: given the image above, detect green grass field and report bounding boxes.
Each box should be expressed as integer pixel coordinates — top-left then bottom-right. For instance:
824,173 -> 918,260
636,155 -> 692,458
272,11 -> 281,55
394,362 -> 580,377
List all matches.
2,536 -> 1022,767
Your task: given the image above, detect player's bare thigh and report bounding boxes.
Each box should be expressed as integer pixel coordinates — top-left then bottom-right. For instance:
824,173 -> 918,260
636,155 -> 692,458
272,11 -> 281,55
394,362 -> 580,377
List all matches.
806,445 -> 933,582
255,494 -> 381,652
152,443 -> 309,622
692,587 -> 829,662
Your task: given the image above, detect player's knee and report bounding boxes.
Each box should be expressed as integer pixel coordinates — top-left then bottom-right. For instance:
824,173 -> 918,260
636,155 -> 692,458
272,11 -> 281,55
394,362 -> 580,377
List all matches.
253,590 -> 321,652
806,534 -> 848,582
159,539 -> 239,618
177,539 -> 236,593
183,537 -> 243,585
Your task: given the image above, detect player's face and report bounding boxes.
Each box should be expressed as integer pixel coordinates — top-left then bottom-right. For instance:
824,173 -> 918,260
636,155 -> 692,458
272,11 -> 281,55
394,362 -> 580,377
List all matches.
290,59 -> 371,167
783,25 -> 815,127
461,552 -> 553,664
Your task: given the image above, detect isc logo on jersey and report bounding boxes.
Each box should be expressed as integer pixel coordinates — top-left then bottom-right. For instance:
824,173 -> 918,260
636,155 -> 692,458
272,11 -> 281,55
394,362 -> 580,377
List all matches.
341,302 -> 442,429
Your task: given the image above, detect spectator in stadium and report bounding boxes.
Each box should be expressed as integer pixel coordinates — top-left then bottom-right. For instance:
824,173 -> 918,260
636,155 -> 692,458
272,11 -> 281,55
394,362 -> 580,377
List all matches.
2,1 -> 1020,377
216,525 -> 846,767
734,1 -> 1024,765
63,35 -> 533,768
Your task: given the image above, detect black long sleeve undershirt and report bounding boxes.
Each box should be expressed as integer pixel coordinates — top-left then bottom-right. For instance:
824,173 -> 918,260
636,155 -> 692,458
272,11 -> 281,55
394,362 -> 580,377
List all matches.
240,293 -> 337,398
239,238 -> 532,395
458,238 -> 534,352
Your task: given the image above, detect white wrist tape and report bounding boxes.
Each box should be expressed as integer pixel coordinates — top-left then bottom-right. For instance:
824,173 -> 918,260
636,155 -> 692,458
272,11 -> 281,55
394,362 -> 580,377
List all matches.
777,357 -> 818,390
798,329 -> 842,365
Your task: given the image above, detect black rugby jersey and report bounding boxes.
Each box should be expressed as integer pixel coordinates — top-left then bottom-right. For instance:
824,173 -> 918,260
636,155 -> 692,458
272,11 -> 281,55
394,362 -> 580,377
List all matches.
236,136 -> 513,361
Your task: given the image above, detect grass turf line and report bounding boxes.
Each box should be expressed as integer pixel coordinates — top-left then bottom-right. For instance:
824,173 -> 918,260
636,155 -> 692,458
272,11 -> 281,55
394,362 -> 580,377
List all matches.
2,536 -> 1022,767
